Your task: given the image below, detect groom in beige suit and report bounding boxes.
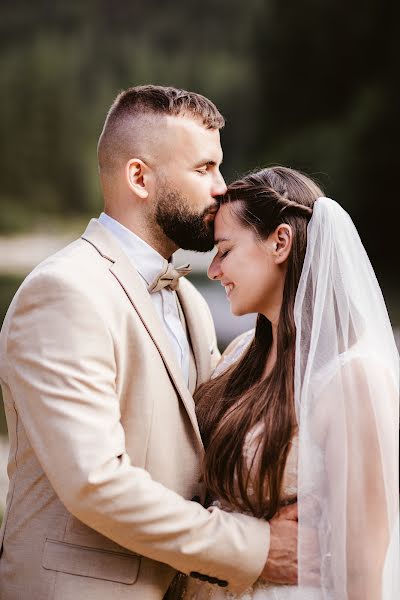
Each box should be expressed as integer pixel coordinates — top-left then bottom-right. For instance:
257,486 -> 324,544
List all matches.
0,86 -> 298,599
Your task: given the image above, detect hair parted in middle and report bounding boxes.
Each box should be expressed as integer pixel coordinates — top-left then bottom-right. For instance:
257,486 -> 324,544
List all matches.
196,166 -> 323,519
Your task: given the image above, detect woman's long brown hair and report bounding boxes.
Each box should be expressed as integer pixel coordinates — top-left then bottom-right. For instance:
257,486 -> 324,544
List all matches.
195,166 -> 323,519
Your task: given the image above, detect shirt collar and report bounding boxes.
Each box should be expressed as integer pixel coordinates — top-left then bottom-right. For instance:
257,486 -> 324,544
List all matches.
98,212 -> 168,286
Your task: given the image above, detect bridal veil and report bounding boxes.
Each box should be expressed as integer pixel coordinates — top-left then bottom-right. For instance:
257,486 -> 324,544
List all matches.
294,198 -> 399,599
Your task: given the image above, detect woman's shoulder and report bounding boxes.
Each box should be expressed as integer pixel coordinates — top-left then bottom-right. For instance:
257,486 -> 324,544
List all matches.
212,329 -> 255,378
313,345 -> 397,395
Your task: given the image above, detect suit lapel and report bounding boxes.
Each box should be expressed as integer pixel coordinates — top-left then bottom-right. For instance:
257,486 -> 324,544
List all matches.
81,220 -> 204,451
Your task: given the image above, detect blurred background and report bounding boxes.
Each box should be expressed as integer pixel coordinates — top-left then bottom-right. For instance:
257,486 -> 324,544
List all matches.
1,0 -> 399,516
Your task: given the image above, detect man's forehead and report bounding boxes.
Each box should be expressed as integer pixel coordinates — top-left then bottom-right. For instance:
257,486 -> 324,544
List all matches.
147,113 -> 223,163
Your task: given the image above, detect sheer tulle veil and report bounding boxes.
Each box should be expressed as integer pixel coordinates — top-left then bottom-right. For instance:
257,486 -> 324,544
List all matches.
294,198 -> 399,598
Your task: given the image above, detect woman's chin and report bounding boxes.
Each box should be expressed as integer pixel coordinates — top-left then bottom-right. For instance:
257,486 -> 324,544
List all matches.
230,303 -> 247,317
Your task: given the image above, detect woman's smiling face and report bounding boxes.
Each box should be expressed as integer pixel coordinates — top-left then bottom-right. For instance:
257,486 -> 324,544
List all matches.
207,203 -> 288,321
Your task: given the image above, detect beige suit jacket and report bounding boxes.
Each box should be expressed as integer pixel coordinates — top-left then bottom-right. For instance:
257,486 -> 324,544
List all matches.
0,220 -> 269,600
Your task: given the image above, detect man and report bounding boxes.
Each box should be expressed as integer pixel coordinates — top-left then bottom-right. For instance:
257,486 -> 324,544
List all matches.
0,86 -> 297,600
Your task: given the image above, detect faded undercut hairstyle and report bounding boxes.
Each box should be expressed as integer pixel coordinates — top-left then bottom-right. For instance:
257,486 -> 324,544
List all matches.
98,84 -> 225,171
195,166 -> 324,519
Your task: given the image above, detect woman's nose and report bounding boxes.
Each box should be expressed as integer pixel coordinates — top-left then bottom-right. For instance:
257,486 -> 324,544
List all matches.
208,256 -> 222,281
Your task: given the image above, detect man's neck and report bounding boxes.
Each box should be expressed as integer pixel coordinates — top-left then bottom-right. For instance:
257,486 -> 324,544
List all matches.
103,208 -> 177,259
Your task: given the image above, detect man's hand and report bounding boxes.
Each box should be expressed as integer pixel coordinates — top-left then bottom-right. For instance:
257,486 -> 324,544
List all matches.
261,503 -> 321,587
260,503 -> 298,585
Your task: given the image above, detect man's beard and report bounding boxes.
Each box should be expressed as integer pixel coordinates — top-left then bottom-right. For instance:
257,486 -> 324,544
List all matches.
155,186 -> 216,252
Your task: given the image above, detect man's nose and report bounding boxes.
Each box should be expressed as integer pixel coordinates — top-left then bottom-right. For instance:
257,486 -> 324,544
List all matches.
208,256 -> 222,281
212,172 -> 227,197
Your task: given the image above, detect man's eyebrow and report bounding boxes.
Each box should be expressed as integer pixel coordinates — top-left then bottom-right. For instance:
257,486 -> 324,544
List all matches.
194,158 -> 223,168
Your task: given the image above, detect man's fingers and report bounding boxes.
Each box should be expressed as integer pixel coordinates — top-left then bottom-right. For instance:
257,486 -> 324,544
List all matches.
275,502 -> 298,521
261,516 -> 298,584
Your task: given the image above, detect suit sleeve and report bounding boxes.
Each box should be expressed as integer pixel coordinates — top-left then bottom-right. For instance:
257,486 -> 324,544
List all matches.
3,270 -> 269,594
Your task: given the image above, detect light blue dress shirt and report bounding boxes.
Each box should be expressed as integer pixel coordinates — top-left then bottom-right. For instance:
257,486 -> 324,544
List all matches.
98,212 -> 190,384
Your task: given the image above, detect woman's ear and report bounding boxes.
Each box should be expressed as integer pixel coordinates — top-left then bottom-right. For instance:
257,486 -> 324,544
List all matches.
271,224 -> 293,264
126,158 -> 149,199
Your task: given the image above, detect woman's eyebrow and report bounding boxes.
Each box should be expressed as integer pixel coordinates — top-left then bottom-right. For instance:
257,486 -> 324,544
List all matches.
214,237 -> 231,245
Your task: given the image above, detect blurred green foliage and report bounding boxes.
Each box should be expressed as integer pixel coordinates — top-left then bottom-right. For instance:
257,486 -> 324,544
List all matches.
0,275 -> 22,434
0,0 -> 399,278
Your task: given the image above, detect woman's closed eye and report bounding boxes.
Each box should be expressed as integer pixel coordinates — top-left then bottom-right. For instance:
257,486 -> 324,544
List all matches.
220,249 -> 230,259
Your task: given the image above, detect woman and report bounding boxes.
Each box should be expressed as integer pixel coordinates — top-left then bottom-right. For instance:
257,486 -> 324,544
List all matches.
184,167 -> 399,599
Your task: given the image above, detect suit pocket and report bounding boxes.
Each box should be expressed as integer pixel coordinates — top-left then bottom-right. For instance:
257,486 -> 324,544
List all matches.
42,538 -> 140,584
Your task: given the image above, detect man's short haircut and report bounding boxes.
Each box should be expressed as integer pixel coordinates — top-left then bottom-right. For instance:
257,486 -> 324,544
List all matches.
98,84 -> 225,171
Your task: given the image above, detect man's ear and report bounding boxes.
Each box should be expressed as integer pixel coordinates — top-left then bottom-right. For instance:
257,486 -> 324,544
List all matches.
271,224 -> 293,264
126,159 -> 149,199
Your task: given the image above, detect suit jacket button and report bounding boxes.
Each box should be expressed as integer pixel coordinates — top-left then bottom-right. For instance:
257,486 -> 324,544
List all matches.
217,580 -> 228,587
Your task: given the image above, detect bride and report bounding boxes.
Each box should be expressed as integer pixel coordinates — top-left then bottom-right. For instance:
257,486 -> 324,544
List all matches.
184,167 -> 399,599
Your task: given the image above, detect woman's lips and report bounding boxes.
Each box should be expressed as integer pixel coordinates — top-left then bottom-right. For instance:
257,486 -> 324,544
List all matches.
223,283 -> 234,298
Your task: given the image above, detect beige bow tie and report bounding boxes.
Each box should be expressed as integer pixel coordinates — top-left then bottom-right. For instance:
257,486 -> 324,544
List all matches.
148,262 -> 192,293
